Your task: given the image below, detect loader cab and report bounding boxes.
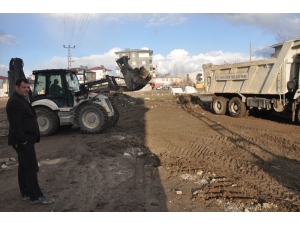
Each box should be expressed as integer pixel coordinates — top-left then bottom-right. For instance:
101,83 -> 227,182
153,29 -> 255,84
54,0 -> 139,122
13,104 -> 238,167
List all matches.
32,69 -> 80,108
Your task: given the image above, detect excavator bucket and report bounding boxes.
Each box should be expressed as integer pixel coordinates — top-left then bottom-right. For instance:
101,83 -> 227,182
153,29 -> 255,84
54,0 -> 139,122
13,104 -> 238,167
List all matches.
116,56 -> 152,91
8,58 -> 33,102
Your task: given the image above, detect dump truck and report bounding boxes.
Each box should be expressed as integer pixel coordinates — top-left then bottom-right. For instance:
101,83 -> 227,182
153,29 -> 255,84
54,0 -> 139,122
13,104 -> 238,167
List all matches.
203,37 -> 300,124
7,56 -> 152,136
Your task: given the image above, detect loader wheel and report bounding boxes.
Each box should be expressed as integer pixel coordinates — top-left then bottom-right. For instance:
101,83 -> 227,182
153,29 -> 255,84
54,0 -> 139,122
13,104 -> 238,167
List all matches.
212,96 -> 227,115
107,104 -> 119,128
35,107 -> 59,136
78,102 -> 109,134
228,97 -> 246,118
295,105 -> 300,125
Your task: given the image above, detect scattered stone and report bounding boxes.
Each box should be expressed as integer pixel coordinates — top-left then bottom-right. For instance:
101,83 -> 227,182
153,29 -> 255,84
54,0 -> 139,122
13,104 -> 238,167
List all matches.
197,170 -> 203,176
9,157 -> 16,162
176,191 -> 182,195
1,164 -> 8,169
6,161 -> 17,166
0,158 -> 9,164
123,153 -> 131,157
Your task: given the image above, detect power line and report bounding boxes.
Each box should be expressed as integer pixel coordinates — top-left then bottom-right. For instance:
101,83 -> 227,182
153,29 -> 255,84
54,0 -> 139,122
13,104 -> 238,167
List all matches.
74,14 -> 87,46
75,13 -> 91,56
69,14 -> 77,46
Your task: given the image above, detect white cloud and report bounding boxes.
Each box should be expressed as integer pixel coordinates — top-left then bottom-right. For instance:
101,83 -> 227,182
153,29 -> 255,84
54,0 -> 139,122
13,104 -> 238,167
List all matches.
27,48 -> 122,75
210,14 -> 300,42
0,64 -> 8,76
0,31 -> 18,45
43,13 -> 188,27
153,48 -> 267,76
254,45 -> 274,58
147,14 -> 187,26
20,46 -> 270,78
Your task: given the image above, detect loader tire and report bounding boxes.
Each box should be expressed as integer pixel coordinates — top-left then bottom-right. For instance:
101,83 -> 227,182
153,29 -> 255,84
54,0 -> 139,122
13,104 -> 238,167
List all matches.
107,104 -> 119,128
295,105 -> 300,125
228,97 -> 246,118
77,102 -> 109,134
212,96 -> 227,115
35,107 -> 59,136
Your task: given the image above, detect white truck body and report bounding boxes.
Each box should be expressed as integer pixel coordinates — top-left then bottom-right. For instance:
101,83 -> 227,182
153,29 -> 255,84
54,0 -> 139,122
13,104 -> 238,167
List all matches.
203,37 -> 300,123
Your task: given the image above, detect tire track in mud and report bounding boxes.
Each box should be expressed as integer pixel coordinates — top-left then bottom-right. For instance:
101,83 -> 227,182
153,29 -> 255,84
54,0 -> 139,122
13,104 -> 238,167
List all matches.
158,107 -> 300,210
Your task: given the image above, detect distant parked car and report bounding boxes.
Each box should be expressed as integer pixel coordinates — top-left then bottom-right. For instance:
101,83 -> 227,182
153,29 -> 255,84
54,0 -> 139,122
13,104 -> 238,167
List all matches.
156,86 -> 163,90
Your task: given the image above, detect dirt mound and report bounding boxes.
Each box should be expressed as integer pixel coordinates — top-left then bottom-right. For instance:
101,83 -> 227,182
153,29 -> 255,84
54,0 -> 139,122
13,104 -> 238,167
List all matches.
1,92 -> 300,212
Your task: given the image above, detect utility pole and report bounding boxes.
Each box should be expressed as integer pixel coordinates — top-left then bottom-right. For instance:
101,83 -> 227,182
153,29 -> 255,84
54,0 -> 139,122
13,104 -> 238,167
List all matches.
63,45 -> 75,69
250,41 -> 252,62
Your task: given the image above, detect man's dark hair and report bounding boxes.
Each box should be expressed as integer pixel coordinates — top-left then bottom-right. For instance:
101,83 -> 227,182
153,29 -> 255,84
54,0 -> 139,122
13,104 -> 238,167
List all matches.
15,78 -> 29,87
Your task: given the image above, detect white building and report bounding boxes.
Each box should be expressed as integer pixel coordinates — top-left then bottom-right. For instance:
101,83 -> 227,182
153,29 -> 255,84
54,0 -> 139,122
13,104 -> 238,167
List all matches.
0,75 -> 8,98
89,66 -> 111,80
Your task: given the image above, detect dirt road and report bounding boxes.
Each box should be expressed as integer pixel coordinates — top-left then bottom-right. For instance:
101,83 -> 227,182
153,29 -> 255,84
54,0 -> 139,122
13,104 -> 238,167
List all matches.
1,91 -> 300,212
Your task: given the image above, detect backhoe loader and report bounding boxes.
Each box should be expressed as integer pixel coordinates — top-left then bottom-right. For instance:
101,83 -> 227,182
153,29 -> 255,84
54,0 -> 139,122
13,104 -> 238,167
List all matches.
7,56 -> 152,136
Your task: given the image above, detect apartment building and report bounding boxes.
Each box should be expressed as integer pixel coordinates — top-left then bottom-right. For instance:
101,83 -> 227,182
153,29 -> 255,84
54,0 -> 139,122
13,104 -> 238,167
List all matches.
0,75 -> 8,98
115,49 -> 154,78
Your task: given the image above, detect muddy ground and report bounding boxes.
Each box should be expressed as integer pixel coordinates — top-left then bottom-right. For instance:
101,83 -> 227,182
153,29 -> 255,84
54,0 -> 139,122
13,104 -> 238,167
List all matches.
1,90 -> 300,213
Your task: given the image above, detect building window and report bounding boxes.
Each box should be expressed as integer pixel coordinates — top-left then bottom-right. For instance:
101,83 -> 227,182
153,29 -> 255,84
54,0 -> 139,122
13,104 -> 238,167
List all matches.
131,53 -> 136,58
149,60 -> 152,64
115,55 -> 119,59
142,61 -> 146,65
139,52 -> 149,58
132,61 -> 136,66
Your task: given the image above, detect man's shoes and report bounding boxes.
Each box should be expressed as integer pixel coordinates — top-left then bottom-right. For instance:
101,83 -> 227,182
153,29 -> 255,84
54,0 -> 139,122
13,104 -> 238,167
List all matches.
31,196 -> 55,205
22,195 -> 30,201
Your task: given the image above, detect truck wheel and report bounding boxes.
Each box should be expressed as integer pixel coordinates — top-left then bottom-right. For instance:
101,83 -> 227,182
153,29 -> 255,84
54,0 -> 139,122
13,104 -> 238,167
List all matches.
78,102 -> 109,134
228,97 -> 246,118
35,107 -> 59,136
250,108 -> 273,116
108,104 -> 119,128
212,96 -> 227,115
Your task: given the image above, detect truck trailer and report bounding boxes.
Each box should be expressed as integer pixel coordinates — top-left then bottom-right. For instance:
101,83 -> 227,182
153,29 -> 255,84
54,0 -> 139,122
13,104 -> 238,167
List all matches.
203,37 -> 300,124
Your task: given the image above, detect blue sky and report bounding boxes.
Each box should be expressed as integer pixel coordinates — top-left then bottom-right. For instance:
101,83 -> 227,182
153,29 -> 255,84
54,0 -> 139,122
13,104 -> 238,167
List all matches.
1,1 -> 300,77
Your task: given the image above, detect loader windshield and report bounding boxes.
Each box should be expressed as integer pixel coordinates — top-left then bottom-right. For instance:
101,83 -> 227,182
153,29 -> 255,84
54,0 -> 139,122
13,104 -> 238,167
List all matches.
66,72 -> 80,92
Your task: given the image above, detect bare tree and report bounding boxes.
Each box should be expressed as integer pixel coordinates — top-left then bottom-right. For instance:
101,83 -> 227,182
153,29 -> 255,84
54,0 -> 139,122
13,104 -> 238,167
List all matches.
275,27 -> 287,43
180,65 -> 184,77
173,64 -> 178,78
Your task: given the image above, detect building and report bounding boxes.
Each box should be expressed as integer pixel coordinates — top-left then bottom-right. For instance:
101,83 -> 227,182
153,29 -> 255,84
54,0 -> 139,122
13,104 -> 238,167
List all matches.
151,77 -> 182,89
115,48 -> 154,78
70,67 -> 96,83
0,75 -> 8,98
89,65 -> 111,80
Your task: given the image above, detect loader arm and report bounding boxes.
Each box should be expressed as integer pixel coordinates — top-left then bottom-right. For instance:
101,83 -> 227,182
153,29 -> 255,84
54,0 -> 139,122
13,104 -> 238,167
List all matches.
80,56 -> 152,94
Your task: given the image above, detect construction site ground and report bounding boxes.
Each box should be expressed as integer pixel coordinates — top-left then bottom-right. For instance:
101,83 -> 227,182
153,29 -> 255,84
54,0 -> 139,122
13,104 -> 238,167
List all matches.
0,89 -> 300,216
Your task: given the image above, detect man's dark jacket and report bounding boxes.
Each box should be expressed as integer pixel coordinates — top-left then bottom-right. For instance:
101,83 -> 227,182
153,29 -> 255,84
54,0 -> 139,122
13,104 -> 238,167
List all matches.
6,92 -> 40,145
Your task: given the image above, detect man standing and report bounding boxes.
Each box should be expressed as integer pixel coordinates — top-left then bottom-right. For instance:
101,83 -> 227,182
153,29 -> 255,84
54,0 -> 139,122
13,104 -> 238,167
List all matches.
6,78 -> 55,205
